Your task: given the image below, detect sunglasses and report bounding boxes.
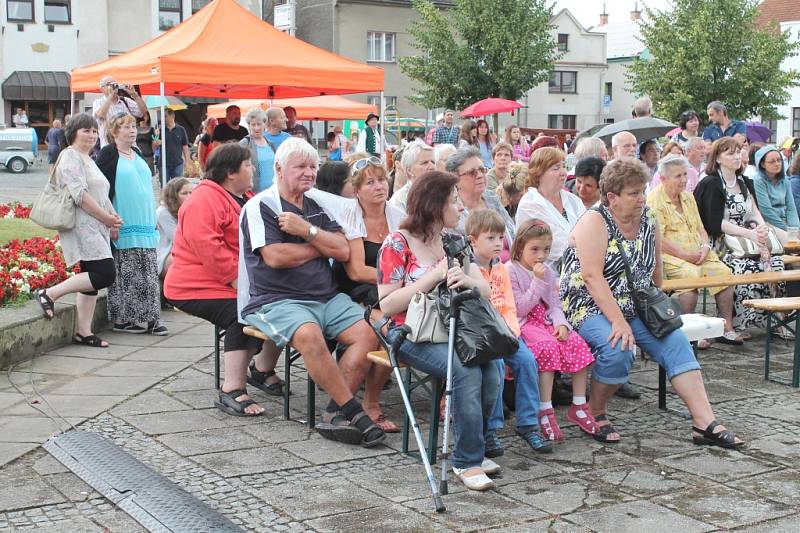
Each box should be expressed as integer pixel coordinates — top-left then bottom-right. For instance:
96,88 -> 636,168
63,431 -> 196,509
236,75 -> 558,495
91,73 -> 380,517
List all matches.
459,166 -> 488,179
351,156 -> 382,175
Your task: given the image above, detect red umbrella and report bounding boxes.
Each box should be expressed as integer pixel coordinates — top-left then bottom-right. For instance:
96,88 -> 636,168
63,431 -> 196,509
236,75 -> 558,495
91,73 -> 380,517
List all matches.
666,127 -> 681,138
461,98 -> 523,118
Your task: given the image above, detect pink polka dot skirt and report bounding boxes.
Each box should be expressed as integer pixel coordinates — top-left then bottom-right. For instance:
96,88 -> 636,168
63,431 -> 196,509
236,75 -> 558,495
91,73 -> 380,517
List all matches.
520,304 -> 594,373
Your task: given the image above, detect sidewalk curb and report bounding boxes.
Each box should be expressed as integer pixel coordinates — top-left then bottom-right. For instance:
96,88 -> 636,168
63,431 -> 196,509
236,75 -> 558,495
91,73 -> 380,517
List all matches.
0,293 -> 110,369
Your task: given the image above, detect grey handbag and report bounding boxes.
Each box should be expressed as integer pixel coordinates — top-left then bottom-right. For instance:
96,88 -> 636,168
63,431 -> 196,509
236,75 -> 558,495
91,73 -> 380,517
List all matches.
29,150 -> 76,231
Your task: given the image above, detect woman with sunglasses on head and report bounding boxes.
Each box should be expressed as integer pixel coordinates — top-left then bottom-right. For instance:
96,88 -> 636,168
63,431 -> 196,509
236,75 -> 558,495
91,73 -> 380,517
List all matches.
332,154 -> 406,432
446,146 -> 516,261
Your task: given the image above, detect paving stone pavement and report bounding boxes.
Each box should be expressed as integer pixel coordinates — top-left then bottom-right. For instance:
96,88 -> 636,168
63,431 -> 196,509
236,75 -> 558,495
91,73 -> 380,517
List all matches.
1,309 -> 799,531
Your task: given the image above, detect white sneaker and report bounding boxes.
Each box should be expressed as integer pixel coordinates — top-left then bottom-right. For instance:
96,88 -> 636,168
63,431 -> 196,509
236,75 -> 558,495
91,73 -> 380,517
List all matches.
481,458 -> 502,475
452,466 -> 496,491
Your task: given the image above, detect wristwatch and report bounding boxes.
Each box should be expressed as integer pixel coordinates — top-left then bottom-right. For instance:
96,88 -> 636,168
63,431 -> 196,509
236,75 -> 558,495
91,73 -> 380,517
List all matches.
306,225 -> 319,242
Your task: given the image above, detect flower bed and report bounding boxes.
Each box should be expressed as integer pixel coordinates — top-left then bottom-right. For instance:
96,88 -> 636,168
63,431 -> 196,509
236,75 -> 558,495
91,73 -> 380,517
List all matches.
0,201 -> 32,219
0,236 -> 78,306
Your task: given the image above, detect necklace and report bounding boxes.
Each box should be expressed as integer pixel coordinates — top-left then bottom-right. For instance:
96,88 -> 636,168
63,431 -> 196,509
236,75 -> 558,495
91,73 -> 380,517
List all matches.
722,174 -> 738,189
118,148 -> 133,157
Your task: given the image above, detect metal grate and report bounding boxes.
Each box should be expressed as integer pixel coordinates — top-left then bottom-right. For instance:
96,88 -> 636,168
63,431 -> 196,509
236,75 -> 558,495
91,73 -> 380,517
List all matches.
44,430 -> 243,533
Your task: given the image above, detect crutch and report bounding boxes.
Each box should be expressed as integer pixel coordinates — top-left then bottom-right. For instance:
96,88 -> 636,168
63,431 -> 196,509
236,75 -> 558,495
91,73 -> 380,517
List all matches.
363,308 -> 446,513
439,280 -> 479,495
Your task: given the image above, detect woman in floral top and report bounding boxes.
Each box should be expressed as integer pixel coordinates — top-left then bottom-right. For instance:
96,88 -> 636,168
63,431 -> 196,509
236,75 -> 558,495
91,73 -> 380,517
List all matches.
377,171 -> 499,492
560,158 -> 743,449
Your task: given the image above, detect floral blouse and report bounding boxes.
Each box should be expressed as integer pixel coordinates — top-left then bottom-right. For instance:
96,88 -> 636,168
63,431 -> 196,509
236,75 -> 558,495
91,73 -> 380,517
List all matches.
559,204 -> 657,331
377,231 -> 438,326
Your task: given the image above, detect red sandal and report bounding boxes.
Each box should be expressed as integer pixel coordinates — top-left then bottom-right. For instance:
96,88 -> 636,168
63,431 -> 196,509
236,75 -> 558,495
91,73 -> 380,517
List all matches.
539,408 -> 563,441
567,403 -> 600,436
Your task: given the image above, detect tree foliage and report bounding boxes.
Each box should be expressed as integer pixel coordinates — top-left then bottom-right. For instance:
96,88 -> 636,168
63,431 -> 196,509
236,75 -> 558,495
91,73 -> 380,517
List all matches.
627,0 -> 800,122
400,0 -> 560,109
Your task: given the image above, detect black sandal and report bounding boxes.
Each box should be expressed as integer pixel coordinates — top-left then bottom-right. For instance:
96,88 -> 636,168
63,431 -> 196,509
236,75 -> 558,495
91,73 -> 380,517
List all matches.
73,334 -> 108,348
317,411 -> 362,445
350,411 -> 386,448
247,361 -> 286,397
592,414 -> 620,444
692,420 -> 744,449
214,388 -> 264,417
38,289 -> 55,319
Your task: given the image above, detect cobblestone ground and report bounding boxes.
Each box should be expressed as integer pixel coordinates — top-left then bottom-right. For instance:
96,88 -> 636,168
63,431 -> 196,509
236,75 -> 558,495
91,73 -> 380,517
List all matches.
1,311 -> 799,532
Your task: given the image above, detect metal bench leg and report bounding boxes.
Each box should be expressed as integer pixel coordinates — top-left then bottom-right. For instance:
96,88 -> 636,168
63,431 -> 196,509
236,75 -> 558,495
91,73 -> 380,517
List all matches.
307,375 -> 316,428
429,378 -> 442,465
793,314 -> 800,388
284,346 -> 291,420
213,326 -> 222,389
701,288 -> 708,314
658,366 -> 667,410
765,312 -> 772,382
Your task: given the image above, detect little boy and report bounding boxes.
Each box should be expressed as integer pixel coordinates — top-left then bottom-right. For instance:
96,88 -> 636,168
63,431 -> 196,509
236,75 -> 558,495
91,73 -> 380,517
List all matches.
465,209 -> 551,454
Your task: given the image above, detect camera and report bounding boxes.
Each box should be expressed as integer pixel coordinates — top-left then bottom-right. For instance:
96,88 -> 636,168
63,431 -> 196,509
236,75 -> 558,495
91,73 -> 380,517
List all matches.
442,231 -> 471,262
110,82 -> 133,99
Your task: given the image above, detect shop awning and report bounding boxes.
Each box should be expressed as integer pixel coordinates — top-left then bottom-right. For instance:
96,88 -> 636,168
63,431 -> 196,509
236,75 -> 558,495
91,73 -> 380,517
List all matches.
2,71 -> 71,101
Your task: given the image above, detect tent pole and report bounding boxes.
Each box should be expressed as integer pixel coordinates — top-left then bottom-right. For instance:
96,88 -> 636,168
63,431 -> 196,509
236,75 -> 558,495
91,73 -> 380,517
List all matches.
380,91 -> 385,161
70,92 -> 74,116
160,81 -> 167,189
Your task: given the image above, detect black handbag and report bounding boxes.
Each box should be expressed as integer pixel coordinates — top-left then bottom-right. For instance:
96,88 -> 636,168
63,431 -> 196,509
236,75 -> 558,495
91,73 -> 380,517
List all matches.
600,208 -> 683,338
437,285 -> 519,367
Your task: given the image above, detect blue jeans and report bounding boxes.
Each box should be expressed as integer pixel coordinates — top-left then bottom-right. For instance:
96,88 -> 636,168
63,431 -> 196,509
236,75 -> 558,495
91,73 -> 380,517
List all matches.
387,327 -> 499,469
166,162 -> 183,181
578,314 -> 701,385
488,340 -> 540,432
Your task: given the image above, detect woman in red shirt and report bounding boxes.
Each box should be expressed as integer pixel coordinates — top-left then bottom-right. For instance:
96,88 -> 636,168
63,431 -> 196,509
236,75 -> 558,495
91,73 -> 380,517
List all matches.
165,144 -> 281,416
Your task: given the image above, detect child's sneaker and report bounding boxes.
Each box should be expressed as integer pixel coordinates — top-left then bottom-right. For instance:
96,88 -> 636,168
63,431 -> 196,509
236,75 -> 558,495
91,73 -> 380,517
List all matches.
539,408 -> 563,441
567,403 -> 600,436
517,428 -> 553,454
484,429 -> 504,458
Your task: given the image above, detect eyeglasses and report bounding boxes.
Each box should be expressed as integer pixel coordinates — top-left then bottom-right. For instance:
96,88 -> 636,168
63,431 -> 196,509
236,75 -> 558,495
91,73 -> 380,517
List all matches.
351,156 -> 382,175
459,166 -> 488,179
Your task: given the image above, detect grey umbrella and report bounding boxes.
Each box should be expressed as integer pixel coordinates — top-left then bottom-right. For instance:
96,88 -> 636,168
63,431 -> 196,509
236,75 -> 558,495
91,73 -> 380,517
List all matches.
592,117 -> 678,144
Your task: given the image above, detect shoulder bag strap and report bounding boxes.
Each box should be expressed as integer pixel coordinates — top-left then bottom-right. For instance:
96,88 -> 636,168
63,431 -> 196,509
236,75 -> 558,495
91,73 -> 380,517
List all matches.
596,206 -> 636,293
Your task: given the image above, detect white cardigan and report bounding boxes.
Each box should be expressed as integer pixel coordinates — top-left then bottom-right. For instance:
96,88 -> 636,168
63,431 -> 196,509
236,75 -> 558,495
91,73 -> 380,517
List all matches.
515,187 -> 586,266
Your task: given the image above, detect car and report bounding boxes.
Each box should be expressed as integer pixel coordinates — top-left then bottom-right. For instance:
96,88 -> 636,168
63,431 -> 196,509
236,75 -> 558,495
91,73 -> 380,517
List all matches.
0,127 -> 36,174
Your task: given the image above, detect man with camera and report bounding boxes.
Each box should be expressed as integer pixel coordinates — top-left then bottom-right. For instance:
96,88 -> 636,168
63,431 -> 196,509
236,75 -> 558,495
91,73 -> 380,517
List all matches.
93,76 -> 146,147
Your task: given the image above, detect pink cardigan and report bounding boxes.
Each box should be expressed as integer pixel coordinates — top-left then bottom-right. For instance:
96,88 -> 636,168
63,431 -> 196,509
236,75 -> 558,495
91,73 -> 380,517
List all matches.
505,260 -> 570,330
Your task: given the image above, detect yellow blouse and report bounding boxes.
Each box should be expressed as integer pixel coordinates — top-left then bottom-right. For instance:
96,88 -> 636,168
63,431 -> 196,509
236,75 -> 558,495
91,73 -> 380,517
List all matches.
647,185 -> 714,267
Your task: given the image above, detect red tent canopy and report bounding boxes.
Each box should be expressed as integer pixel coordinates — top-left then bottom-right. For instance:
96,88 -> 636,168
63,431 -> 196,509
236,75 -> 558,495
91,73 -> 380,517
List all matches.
70,0 -> 384,99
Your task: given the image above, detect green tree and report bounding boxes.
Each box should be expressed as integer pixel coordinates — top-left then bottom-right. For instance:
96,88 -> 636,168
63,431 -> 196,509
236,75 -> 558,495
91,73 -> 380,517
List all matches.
627,0 -> 800,122
399,0 -> 559,110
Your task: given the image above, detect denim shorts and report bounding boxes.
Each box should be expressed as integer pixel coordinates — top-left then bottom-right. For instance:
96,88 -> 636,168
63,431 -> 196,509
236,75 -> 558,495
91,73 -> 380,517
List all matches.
578,314 -> 701,385
244,293 -> 363,348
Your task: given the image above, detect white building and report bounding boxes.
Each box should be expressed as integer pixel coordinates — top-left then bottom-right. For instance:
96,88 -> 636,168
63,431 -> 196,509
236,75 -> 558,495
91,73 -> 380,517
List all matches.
517,8 -> 607,133
0,0 -> 261,142
591,5 -> 646,124
757,0 -> 800,142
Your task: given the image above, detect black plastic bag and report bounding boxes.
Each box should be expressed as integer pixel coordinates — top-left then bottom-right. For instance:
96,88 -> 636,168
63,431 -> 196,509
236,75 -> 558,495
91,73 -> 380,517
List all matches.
438,286 -> 519,367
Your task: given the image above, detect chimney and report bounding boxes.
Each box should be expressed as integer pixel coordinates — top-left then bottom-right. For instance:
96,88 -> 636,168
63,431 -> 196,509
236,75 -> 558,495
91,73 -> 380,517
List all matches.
599,3 -> 608,26
630,1 -> 641,21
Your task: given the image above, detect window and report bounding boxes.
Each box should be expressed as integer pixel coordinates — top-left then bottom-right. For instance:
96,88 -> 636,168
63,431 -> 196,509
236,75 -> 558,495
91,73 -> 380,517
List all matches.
7,0 -> 34,21
548,115 -> 576,130
44,0 -> 70,23
549,71 -> 577,94
557,33 -> 569,52
159,0 -> 181,31
192,0 -> 211,13
793,108 -> 800,138
604,118 -> 615,124
761,116 -> 777,143
367,96 -> 397,109
367,31 -> 395,62
604,82 -> 613,100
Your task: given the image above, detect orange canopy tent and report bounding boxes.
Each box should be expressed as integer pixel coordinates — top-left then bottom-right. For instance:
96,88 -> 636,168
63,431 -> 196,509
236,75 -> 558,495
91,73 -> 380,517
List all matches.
207,96 -> 377,121
69,0 -> 384,99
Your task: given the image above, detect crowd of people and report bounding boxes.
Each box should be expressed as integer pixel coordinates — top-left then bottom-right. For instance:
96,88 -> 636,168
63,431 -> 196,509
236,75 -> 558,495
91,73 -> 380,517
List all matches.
39,87 -> 800,493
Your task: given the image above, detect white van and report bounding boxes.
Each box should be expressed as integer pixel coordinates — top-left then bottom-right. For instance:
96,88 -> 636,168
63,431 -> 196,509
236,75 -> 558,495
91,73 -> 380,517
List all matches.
0,127 -> 36,173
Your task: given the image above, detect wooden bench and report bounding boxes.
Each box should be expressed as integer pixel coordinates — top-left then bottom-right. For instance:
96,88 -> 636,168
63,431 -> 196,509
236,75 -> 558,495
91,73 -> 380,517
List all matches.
781,255 -> 800,266
368,350 -> 442,464
662,269 -> 800,292
743,297 -> 800,388
243,326 -> 317,428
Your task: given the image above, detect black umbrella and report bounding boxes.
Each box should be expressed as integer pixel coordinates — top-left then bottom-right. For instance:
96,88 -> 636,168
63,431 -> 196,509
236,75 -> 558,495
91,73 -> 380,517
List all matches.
592,117 -> 678,144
